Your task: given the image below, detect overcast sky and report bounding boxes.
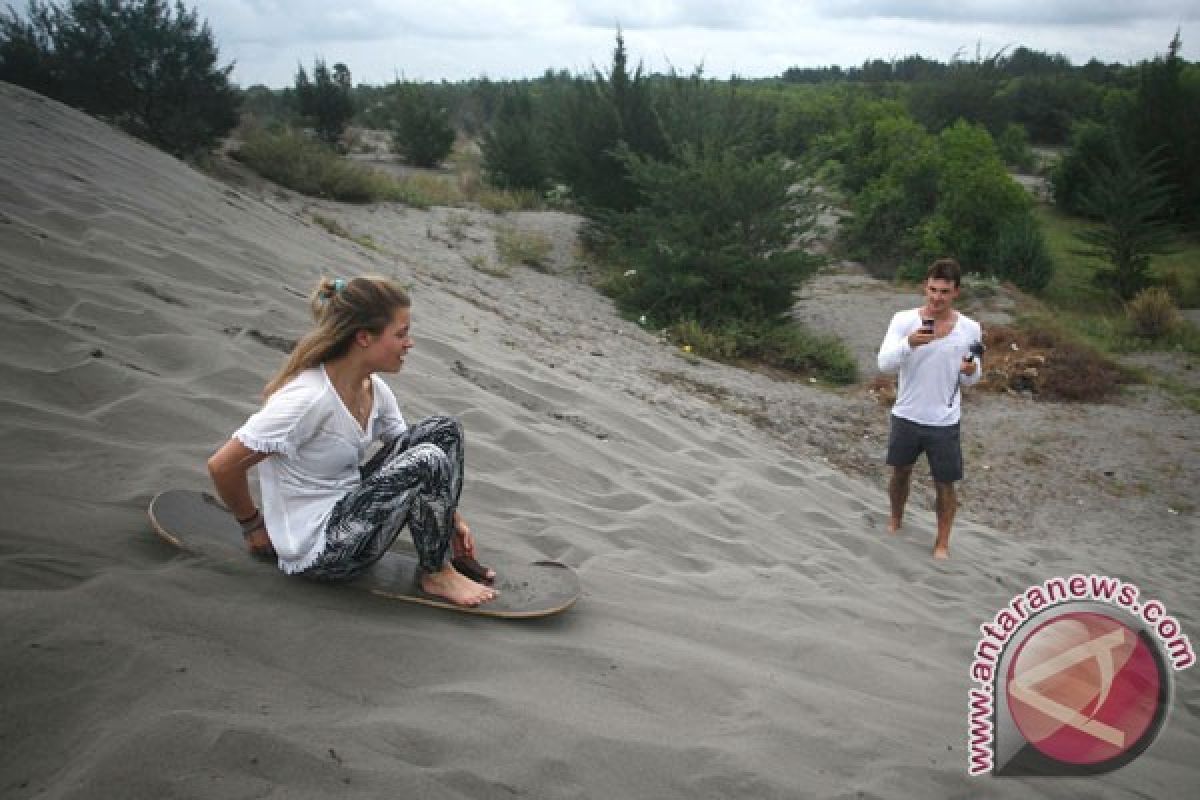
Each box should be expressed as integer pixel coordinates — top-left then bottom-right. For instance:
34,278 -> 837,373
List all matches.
193,1 -> 1198,87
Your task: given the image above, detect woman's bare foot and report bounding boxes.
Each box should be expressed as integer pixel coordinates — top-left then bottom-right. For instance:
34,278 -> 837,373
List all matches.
420,564 -> 497,607
887,517 -> 902,535
932,545 -> 950,560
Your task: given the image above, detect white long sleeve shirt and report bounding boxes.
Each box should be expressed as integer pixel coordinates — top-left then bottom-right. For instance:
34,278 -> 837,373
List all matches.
877,309 -> 982,427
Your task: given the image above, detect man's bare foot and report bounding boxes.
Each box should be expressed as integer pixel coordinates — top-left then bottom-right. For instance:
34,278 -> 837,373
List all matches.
420,564 -> 497,607
887,517 -> 902,535
932,546 -> 950,560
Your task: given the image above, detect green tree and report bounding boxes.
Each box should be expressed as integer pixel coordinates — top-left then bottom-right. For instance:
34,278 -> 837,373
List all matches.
841,113 -> 939,270
1073,147 -> 1176,299
548,29 -> 667,212
1051,120 -> 1124,215
480,86 -> 547,191
908,49 -> 1005,134
991,215 -> 1056,291
605,145 -> 816,326
0,0 -> 238,157
918,121 -> 1031,269
1125,32 -> 1200,228
294,58 -> 353,147
391,83 -> 455,168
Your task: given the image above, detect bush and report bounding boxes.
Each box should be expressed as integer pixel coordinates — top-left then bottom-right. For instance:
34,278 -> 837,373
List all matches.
1126,286 -> 1180,338
991,214 -> 1056,291
996,123 -> 1036,171
603,145 -> 817,327
233,129 -> 398,203
391,84 -> 456,168
0,0 -> 239,157
495,227 -> 553,270
669,318 -> 857,384
921,121 -> 1031,269
1051,121 -> 1123,215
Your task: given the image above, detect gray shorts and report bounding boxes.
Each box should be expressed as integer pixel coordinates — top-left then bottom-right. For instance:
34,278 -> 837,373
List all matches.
886,414 -> 963,483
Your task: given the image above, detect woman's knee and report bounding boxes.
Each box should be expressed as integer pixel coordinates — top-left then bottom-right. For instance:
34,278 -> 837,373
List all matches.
426,414 -> 463,443
409,442 -> 451,476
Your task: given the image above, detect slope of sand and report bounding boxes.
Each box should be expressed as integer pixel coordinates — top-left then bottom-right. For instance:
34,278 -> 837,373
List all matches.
1,82 -> 1197,798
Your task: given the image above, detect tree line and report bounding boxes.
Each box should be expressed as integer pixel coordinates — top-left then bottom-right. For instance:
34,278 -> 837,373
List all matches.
3,3 -> 1195,335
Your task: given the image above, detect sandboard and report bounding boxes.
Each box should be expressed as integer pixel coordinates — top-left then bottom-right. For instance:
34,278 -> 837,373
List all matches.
147,489 -> 580,618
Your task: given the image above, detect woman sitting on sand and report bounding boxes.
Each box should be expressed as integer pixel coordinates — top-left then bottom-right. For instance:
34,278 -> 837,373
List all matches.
207,276 -> 496,607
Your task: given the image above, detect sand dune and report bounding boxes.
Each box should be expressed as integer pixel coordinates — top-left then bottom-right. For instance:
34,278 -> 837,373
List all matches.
1,81 -> 1196,798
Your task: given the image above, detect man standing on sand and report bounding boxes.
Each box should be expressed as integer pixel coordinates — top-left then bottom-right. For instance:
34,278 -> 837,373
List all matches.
877,258 -> 982,559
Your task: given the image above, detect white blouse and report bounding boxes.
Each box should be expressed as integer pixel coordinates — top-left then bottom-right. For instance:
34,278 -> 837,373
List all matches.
233,366 -> 407,573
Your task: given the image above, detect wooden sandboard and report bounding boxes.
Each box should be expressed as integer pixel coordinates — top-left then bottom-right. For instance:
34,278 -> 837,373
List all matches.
148,489 -> 580,618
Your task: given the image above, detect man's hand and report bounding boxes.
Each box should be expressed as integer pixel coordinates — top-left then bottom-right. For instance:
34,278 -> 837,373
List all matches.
907,329 -> 936,348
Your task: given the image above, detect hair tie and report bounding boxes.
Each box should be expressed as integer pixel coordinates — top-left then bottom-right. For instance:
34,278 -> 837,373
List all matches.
332,278 -> 347,293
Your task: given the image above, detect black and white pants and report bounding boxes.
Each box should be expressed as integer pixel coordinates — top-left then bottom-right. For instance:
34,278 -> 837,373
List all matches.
303,415 -> 464,581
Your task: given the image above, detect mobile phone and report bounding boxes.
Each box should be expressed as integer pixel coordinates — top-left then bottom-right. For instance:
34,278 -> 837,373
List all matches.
920,318 -> 934,333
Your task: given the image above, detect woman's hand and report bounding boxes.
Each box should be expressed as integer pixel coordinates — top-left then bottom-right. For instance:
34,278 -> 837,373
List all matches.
208,438 -> 272,555
451,511 -> 476,559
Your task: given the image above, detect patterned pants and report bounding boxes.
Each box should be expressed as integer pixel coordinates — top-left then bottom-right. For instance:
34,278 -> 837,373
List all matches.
303,415 -> 464,581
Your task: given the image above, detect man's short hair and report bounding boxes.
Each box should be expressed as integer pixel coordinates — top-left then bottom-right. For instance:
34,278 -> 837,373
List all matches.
926,258 -> 962,287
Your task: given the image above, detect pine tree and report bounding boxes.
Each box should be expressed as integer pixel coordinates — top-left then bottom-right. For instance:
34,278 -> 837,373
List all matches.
480,87 -> 547,191
548,29 -> 667,212
391,84 -> 455,168
0,0 -> 239,157
294,58 -> 354,147
1073,147 -> 1176,299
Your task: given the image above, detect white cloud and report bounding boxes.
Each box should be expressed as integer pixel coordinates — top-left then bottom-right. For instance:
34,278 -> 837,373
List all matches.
190,0 -> 1197,86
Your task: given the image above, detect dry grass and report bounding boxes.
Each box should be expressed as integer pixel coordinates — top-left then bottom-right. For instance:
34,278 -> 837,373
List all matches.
496,227 -> 554,270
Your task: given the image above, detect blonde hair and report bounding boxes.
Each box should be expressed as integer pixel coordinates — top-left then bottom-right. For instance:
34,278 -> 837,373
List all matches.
264,276 -> 411,397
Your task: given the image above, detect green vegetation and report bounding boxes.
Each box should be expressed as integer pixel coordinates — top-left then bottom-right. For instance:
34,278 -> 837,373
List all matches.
233,129 -> 433,205
667,318 -> 857,384
0,0 -> 238,157
390,84 -> 456,168
9,8 -> 1190,394
295,59 -> 354,147
481,86 -> 548,191
1071,146 -> 1177,300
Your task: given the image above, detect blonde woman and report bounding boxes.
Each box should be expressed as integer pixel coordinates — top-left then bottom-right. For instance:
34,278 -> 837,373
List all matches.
207,276 -> 496,606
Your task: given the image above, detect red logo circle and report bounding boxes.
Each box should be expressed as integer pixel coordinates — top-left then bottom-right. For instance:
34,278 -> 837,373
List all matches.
1006,611 -> 1162,766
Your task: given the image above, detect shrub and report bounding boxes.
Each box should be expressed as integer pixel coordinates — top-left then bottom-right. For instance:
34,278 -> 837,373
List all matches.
922,121 -> 1031,269
1050,121 -> 1122,215
668,318 -> 857,384
391,84 -> 456,168
1126,286 -> 1180,338
233,129 -> 396,203
991,214 -> 1056,291
996,123 -> 1036,171
495,227 -> 553,270
604,145 -> 817,327
0,0 -> 239,157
